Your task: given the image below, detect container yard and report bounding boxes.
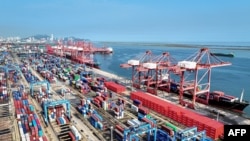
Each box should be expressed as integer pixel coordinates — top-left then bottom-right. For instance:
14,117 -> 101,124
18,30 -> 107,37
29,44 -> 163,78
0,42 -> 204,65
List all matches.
0,42 -> 249,141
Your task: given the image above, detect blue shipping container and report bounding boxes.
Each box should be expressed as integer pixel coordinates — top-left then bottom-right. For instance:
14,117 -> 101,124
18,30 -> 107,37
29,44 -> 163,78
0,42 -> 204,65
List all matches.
32,119 -> 37,127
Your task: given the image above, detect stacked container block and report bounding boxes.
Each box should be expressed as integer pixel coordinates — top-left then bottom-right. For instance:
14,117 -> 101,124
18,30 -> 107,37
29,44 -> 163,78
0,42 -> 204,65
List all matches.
77,98 -> 92,117
13,88 -> 48,141
70,125 -> 82,141
47,105 -> 69,125
0,86 -> 8,103
89,110 -> 104,130
130,91 -> 224,140
104,81 -> 126,94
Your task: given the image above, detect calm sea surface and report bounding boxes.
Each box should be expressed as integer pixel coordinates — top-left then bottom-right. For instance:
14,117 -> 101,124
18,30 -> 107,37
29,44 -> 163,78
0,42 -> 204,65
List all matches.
93,42 -> 250,115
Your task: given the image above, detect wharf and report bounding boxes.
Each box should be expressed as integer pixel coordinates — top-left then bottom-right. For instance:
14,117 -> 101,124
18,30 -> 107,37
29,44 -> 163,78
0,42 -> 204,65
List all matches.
88,67 -> 250,125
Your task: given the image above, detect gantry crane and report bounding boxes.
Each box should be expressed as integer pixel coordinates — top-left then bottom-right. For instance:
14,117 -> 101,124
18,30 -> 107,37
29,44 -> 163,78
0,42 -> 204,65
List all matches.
0,64 -> 21,79
30,80 -> 50,97
43,99 -> 71,124
120,50 -> 153,89
174,48 -> 231,109
123,122 -> 157,141
144,52 -> 178,95
175,127 -> 207,141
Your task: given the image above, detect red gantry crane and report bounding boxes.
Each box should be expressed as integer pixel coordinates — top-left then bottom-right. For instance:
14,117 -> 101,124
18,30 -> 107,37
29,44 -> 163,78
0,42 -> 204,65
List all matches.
120,50 -> 153,89
174,48 -> 231,109
144,52 -> 178,95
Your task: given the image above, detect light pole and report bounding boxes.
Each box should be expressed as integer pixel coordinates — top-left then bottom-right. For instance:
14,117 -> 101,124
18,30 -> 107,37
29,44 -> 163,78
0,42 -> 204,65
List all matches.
110,126 -> 113,141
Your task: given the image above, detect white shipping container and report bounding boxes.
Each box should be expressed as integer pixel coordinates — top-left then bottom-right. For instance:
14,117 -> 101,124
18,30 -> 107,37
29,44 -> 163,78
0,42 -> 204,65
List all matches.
61,117 -> 66,124
121,111 -> 124,118
78,133 -> 82,140
128,60 -> 140,65
70,125 -> 78,136
39,137 -> 43,141
143,63 -> 157,69
26,134 -> 30,141
19,127 -> 25,137
177,61 -> 197,69
21,137 -> 26,141
131,105 -> 138,112
82,99 -> 86,105
127,120 -> 135,126
133,119 -> 141,126
102,101 -> 107,110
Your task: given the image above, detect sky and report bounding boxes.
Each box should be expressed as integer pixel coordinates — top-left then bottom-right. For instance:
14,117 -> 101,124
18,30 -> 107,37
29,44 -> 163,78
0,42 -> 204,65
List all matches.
1,0 -> 250,42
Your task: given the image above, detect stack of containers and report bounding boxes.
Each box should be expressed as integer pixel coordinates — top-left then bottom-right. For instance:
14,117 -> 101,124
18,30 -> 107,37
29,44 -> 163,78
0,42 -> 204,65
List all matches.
113,105 -> 124,119
114,125 -> 124,141
68,131 -> 76,141
161,125 -> 175,136
56,117 -> 69,125
70,125 -> 82,141
165,122 -> 180,132
0,86 -> 8,102
77,98 -> 92,117
138,113 -> 157,128
104,81 -> 126,94
127,119 -> 141,127
89,110 -> 104,130
35,88 -> 49,104
138,106 -> 149,115
13,88 -> 47,141
47,107 -> 56,122
0,72 -> 7,87
47,104 -> 69,125
130,91 -> 224,140
91,96 -> 108,108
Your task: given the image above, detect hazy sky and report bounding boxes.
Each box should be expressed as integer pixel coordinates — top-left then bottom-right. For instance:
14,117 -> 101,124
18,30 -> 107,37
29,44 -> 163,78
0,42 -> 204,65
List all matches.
1,0 -> 250,42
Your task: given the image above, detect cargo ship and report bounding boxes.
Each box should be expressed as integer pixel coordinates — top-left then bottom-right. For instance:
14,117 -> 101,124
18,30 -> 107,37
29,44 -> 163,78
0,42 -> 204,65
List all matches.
210,52 -> 234,57
170,83 -> 249,112
65,53 -> 100,69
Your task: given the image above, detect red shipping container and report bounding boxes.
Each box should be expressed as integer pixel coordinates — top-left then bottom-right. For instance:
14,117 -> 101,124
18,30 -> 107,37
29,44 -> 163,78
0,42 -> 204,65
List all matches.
131,91 -> 225,140
161,125 -> 174,136
42,136 -> 48,141
69,131 -> 75,141
64,116 -> 70,123
116,125 -> 124,132
56,118 -> 60,125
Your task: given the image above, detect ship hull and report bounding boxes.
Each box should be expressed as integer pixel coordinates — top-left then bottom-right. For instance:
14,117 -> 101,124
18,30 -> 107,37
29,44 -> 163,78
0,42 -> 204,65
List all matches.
169,83 -> 249,112
65,54 -> 100,69
208,100 -> 249,112
210,53 -> 234,57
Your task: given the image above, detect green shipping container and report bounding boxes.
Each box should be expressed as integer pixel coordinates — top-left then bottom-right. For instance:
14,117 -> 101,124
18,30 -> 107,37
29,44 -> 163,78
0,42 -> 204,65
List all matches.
74,74 -> 80,81
165,122 -> 179,132
146,114 -> 151,118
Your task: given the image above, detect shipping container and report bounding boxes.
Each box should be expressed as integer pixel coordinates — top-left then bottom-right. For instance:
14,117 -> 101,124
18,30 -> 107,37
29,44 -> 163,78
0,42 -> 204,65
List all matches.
130,91 -> 224,140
